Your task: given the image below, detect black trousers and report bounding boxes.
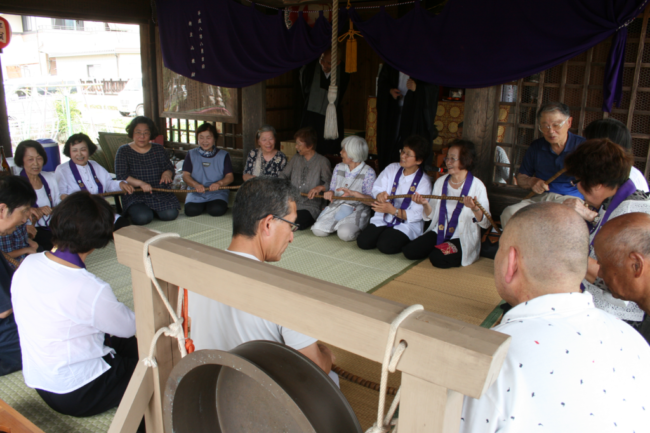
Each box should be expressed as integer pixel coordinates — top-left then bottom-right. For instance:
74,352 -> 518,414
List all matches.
36,336 -> 139,418
184,199 -> 228,217
0,338 -> 22,377
127,203 -> 179,226
113,216 -> 131,233
34,227 -> 53,252
403,232 -> 463,268
356,224 -> 410,255
295,209 -> 315,230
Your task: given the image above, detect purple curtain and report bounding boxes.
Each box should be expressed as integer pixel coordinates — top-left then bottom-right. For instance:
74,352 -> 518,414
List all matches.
157,0 -> 647,112
156,0 -> 340,88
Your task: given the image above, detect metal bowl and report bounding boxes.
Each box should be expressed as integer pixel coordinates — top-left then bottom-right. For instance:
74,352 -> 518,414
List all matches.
163,340 -> 362,433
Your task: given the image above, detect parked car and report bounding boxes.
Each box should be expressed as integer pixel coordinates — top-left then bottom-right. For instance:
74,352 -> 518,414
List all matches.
117,77 -> 144,117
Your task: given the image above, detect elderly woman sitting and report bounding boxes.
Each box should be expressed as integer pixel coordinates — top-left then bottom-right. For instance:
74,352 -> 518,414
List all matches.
182,122 -> 234,217
11,191 -> 137,417
279,127 -> 332,230
242,125 -> 288,181
311,136 -> 376,241
404,139 -> 491,268
563,138 -> 650,331
115,116 -> 179,225
55,133 -> 133,231
14,140 -> 62,251
356,135 -> 432,255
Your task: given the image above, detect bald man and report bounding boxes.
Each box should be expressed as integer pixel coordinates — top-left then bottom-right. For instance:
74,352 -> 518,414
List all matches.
460,202 -> 650,433
594,212 -> 650,342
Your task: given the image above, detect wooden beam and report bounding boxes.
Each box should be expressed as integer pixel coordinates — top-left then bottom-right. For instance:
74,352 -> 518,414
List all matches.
578,48 -> 593,135
0,398 -> 45,433
114,226 -> 511,399
533,71 -> 546,141
130,267 -> 180,433
0,51 -> 12,156
241,82 -> 267,157
0,0 -> 152,23
463,86 -> 499,185
107,361 -> 154,433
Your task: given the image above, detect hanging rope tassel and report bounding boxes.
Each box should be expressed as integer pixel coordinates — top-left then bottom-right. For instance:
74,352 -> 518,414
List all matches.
182,288 -> 195,354
324,0 -> 340,140
338,0 -> 362,73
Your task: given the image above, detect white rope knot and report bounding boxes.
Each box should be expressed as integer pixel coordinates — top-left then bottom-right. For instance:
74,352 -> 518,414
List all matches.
140,232 -> 189,369
365,304 -> 424,433
327,85 -> 338,104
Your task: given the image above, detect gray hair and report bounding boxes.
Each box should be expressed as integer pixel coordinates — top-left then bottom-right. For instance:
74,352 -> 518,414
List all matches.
232,176 -> 300,238
506,202 -> 589,286
536,102 -> 571,121
341,135 -> 369,163
256,125 -> 277,143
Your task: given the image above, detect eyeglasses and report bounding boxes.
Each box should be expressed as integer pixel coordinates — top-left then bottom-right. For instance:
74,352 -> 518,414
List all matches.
273,215 -> 300,232
444,156 -> 459,162
538,118 -> 568,132
399,149 -> 416,158
570,178 -> 581,187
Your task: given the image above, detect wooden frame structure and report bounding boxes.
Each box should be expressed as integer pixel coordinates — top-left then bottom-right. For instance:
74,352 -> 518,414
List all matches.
110,226 -> 510,433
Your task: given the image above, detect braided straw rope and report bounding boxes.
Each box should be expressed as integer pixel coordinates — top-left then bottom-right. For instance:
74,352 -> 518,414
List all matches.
332,364 -> 398,396
2,252 -> 20,268
523,168 -> 567,200
96,185 -> 240,197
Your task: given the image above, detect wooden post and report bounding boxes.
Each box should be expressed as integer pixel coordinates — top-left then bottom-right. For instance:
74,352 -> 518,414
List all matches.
0,51 -> 12,156
140,22 -> 161,127
399,374 -> 464,433
463,86 -> 500,184
242,82 -> 266,157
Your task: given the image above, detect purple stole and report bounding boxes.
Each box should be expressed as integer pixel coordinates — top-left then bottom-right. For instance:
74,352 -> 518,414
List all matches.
20,169 -> 53,208
69,161 -> 103,193
590,179 -> 637,246
50,246 -> 86,269
384,167 -> 424,228
436,172 -> 474,244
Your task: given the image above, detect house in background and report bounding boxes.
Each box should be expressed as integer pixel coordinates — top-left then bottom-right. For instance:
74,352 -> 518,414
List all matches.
0,14 -> 141,80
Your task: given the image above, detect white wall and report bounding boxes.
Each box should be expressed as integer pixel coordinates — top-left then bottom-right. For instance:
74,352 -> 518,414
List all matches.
56,54 -> 119,78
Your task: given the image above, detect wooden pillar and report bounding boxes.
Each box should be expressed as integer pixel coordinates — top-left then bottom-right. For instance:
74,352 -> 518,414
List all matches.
0,51 -> 12,156
131,269 -> 180,432
242,82 -> 266,156
140,22 -> 161,128
399,374 -> 463,433
463,86 -> 500,185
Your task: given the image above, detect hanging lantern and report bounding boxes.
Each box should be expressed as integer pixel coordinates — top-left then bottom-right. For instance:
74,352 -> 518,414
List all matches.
0,17 -> 12,51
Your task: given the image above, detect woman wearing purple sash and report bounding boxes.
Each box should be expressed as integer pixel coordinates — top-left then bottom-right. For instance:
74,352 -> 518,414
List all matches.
357,135 -> 432,254
405,140 -> 491,268
55,133 -> 133,232
14,140 -> 62,251
564,138 -> 650,329
11,192 -> 137,419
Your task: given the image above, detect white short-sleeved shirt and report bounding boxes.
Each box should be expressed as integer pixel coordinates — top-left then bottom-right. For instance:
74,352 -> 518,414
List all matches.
369,163 -> 432,241
460,292 -> 650,433
11,253 -> 136,393
188,250 -> 317,352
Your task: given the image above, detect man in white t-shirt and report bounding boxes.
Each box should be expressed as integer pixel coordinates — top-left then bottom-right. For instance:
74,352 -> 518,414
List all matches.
460,202 -> 650,432
188,176 -> 335,374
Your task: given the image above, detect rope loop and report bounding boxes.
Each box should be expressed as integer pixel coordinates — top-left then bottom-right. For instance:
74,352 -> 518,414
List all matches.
140,232 -> 189,369
365,304 -> 424,433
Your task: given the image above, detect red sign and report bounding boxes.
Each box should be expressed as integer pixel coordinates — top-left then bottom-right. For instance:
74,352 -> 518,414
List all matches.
0,17 -> 12,50
286,4 -> 332,29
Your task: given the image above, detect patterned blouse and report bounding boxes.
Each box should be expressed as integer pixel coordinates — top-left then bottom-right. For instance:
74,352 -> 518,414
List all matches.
244,149 -> 287,177
115,143 -> 180,212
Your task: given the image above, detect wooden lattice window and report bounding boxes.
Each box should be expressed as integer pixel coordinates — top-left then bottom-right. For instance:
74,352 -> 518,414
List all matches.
490,6 -> 650,189
164,118 -> 240,148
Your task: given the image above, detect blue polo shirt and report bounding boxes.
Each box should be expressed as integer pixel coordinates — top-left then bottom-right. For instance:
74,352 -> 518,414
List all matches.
518,132 -> 585,198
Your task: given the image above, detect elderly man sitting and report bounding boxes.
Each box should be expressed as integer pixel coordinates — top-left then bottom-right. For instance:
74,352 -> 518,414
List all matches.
499,102 -> 585,227
594,212 -> 650,343
460,202 -> 649,432
188,176 -> 335,375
